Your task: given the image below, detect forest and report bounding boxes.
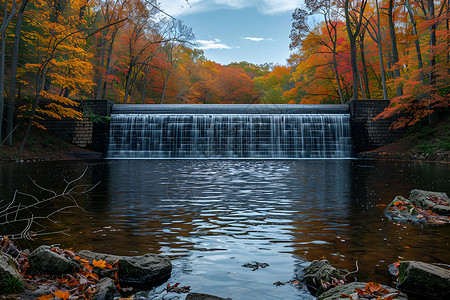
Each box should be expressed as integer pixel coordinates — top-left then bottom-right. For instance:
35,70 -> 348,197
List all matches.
0,0 -> 449,149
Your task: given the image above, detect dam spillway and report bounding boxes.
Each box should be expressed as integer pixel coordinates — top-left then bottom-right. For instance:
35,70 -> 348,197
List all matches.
107,104 -> 353,159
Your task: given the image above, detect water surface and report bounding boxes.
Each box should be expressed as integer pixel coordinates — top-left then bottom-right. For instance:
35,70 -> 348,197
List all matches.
1,159 -> 449,299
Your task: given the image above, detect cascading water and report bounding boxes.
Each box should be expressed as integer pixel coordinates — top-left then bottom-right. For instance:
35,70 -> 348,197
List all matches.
107,105 -> 353,159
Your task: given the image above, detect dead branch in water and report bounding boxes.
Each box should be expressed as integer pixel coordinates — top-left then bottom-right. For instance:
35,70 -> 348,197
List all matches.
0,166 -> 98,240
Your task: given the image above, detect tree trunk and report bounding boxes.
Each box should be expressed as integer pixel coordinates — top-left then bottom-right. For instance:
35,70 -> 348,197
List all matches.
101,29 -> 117,99
123,63 -> 133,103
6,0 -> 27,145
95,35 -> 107,100
360,27 -> 371,99
388,0 -> 403,97
405,0 -> 425,82
139,64 -> 150,103
428,0 -> 437,126
326,17 -> 345,104
428,0 -> 436,85
160,70 -> 171,104
0,0 -> 17,144
18,70 -> 44,156
345,0 -> 367,100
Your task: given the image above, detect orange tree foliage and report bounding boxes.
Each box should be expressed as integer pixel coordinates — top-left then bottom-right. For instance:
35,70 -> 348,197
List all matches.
288,0 -> 450,126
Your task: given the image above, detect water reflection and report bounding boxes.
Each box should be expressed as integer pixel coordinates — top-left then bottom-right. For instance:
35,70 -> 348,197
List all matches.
0,160 -> 449,299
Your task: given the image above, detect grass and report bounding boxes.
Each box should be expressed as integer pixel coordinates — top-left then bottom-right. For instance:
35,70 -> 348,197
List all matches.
0,275 -> 24,295
404,113 -> 450,155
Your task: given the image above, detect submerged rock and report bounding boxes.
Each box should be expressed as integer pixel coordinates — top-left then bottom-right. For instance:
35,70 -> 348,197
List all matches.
241,261 -> 269,271
409,189 -> 450,216
298,260 -> 345,296
384,196 -> 424,224
77,250 -> 172,284
185,292 -> 232,300
384,190 -> 450,225
397,261 -> 450,300
29,245 -> 80,275
317,282 -> 407,300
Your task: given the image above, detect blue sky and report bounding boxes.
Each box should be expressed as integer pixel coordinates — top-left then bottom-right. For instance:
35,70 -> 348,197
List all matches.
158,0 -> 303,66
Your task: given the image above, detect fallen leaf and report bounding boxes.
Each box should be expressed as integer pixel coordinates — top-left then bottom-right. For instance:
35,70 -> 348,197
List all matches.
93,259 -> 107,269
54,290 -> 70,300
38,295 -> 54,300
366,282 -> 382,293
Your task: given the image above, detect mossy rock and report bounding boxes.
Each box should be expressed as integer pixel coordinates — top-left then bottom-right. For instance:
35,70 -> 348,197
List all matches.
301,260 -> 345,296
409,189 -> 450,216
0,252 -> 24,295
317,282 -> 407,300
29,245 -> 80,275
397,261 -> 450,299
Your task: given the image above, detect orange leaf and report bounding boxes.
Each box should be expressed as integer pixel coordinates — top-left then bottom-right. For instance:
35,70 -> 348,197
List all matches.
341,294 -> 353,299
86,272 -> 99,280
355,288 -> 369,295
366,282 -> 382,293
93,259 -> 107,269
54,290 -> 70,300
38,295 -> 54,300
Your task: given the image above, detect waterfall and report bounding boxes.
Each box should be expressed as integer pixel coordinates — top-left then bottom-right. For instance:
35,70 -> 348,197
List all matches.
107,105 -> 352,158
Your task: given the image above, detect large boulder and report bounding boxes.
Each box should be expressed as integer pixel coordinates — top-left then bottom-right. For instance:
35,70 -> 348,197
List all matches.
0,252 -> 23,293
298,260 -> 345,296
29,246 -> 80,275
77,250 -> 172,284
317,282 -> 407,300
397,261 -> 450,300
409,189 -> 450,216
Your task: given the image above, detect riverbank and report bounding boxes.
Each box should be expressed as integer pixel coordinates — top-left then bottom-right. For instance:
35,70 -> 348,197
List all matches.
0,129 -> 102,163
359,113 -> 450,162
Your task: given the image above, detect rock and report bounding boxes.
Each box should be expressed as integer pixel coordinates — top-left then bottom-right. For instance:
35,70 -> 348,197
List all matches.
93,278 -> 116,300
0,252 -> 23,290
241,261 -> 269,271
317,282 -> 407,300
77,250 -> 172,284
29,245 -> 80,275
397,261 -> 450,300
384,193 -> 450,225
186,292 -> 232,300
409,189 -> 450,216
299,260 -> 345,296
384,196 -> 424,224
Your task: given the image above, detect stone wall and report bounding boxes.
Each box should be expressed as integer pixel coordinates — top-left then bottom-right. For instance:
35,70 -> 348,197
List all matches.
348,100 -> 405,153
43,100 -> 113,153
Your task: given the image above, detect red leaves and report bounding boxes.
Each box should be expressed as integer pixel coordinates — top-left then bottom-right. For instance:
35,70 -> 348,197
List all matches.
165,283 -> 191,293
347,282 -> 395,300
426,196 -> 449,206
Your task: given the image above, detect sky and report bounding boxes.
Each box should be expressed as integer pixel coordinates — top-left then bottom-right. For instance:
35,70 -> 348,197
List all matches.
158,0 -> 304,66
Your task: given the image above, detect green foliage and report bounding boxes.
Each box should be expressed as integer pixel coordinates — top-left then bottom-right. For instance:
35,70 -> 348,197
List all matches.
89,113 -> 111,124
0,275 -> 24,295
408,114 -> 450,154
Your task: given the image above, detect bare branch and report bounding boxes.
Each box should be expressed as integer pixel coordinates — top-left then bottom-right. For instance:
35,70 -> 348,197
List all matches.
0,166 -> 97,240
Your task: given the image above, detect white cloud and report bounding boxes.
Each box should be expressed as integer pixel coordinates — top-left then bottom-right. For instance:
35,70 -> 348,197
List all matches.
159,0 -> 302,17
196,39 -> 232,50
243,37 -> 264,42
243,37 -> 275,42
